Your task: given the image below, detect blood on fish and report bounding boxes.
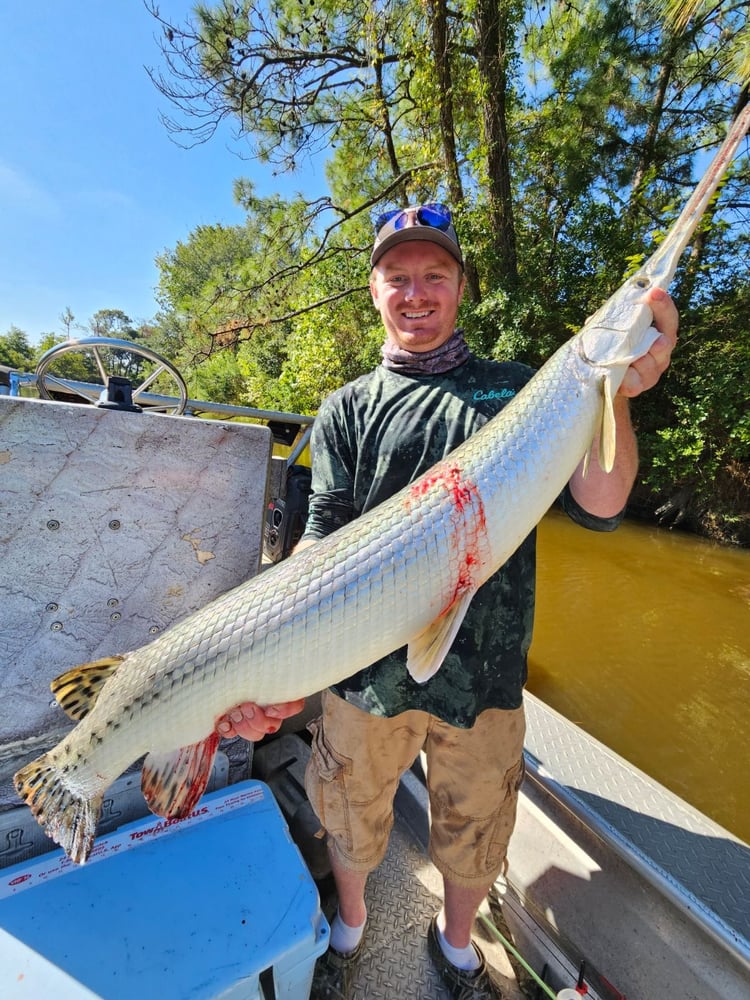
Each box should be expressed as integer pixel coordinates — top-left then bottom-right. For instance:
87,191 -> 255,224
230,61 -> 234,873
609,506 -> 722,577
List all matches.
410,464 -> 483,518
407,465 -> 488,604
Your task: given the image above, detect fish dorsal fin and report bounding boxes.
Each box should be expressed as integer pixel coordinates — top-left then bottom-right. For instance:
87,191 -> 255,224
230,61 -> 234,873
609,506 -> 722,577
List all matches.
141,732 -> 220,819
50,656 -> 126,720
407,590 -> 475,683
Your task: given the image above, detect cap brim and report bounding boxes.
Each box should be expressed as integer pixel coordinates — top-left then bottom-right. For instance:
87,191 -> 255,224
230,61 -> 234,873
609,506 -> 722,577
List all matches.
371,228 -> 464,268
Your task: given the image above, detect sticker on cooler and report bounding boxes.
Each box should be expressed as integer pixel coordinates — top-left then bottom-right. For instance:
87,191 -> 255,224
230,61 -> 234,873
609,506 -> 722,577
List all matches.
0,783 -> 266,899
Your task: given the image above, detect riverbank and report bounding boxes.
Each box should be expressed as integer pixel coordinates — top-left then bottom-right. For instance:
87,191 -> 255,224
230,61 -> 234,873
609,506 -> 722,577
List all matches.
628,465 -> 750,548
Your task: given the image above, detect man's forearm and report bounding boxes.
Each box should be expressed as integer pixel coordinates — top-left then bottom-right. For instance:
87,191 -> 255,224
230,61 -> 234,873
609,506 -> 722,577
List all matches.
568,396 -> 639,518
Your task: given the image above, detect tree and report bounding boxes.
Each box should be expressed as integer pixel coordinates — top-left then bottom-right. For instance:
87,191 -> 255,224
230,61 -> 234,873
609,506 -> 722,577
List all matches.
147,0 -> 749,540
148,0 -> 746,335
0,327 -> 35,370
663,0 -> 750,86
59,307 -> 78,338
147,0 -> 528,318
88,309 -> 138,339
473,0 -> 518,290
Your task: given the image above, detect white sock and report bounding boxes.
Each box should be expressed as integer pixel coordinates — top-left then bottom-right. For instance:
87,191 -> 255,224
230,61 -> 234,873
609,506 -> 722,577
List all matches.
436,910 -> 481,972
330,909 -> 366,955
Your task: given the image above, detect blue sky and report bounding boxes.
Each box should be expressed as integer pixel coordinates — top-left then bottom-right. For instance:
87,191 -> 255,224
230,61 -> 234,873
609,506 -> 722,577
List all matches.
1,2 -> 325,343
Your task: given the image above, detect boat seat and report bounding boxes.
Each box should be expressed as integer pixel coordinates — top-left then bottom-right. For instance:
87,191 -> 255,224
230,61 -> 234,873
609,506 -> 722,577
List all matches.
0,395 -> 273,865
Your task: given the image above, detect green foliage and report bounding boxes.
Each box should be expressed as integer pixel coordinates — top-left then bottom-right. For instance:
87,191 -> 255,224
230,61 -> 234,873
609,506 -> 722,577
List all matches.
636,282 -> 750,535
663,0 -> 750,86
88,309 -> 137,339
34,333 -> 96,383
0,327 -> 36,369
187,349 -> 247,407
236,269 -> 380,414
141,0 -> 749,541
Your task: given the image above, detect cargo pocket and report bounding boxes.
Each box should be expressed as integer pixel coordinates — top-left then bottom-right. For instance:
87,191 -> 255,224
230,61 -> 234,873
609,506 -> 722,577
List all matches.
486,754 -> 526,873
305,717 -> 354,852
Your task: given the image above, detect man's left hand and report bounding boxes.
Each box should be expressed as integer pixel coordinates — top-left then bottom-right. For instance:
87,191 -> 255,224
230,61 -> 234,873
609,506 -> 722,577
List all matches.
215,699 -> 306,742
619,287 -> 678,398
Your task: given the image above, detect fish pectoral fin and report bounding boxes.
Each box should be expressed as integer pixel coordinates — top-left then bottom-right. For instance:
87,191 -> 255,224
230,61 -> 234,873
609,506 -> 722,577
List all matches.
596,323 -> 662,474
598,374 -> 618,473
581,445 -> 592,478
141,731 -> 220,818
407,590 -> 475,684
51,656 -> 126,721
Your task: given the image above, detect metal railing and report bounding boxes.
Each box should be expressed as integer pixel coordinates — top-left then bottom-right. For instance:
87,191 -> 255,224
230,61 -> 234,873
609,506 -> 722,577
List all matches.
1,365 -> 314,462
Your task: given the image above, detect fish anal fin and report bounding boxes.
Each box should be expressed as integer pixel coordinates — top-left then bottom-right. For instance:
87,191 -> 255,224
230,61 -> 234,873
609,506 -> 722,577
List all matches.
51,656 -> 126,721
141,732 -> 220,819
407,590 -> 475,684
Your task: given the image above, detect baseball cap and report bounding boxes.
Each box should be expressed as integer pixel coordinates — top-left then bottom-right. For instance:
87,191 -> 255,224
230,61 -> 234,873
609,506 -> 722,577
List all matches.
370,203 -> 464,269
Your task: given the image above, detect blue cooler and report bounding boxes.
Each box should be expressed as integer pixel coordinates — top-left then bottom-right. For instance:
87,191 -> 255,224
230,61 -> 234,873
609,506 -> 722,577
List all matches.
0,780 -> 329,999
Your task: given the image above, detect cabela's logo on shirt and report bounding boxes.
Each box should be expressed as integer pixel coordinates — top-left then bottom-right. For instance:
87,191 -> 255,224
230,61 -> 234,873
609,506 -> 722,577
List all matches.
473,387 -> 516,401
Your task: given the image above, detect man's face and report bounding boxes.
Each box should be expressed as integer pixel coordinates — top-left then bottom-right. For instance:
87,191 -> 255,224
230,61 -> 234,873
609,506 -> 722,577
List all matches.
370,241 -> 466,353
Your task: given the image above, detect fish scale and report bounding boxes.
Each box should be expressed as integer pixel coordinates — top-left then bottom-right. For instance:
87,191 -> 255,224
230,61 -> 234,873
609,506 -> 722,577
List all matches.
14,103 -> 750,863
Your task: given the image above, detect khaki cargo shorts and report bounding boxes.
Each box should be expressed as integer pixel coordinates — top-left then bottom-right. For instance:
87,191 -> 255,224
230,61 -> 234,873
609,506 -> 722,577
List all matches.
305,689 -> 526,889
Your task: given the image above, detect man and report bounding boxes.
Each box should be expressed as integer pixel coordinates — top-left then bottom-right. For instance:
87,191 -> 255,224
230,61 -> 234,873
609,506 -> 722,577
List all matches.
217,203 -> 678,998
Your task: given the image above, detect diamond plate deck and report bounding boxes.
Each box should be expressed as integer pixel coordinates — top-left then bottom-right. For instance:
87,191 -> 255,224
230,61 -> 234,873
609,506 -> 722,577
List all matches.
312,822 -> 525,1000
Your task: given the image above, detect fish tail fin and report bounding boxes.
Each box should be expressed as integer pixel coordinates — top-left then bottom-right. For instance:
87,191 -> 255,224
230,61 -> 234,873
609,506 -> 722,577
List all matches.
14,755 -> 103,864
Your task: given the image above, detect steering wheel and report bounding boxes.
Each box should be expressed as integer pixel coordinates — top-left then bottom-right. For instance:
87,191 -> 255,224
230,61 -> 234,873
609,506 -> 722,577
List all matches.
35,337 -> 189,415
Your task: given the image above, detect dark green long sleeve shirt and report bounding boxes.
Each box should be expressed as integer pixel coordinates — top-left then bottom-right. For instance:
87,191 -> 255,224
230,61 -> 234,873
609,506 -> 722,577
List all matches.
302,356 -> 622,727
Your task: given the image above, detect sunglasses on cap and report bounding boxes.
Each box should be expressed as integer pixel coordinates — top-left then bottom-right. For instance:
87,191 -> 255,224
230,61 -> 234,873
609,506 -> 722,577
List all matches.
374,202 -> 453,235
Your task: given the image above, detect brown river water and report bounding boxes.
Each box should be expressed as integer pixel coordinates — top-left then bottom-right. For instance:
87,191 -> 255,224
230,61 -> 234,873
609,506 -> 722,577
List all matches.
528,509 -> 750,844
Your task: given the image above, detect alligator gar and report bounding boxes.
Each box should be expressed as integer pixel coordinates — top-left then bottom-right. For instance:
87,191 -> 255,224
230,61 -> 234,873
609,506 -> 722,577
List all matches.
15,104 -> 750,863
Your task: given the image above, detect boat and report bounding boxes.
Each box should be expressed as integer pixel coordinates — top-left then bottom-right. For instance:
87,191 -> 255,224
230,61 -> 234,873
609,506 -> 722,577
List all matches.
1,340 -> 748,999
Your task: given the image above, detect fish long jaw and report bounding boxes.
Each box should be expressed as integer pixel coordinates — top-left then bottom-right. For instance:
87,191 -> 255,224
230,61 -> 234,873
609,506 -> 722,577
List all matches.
641,102 -> 750,291
579,103 -> 750,374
